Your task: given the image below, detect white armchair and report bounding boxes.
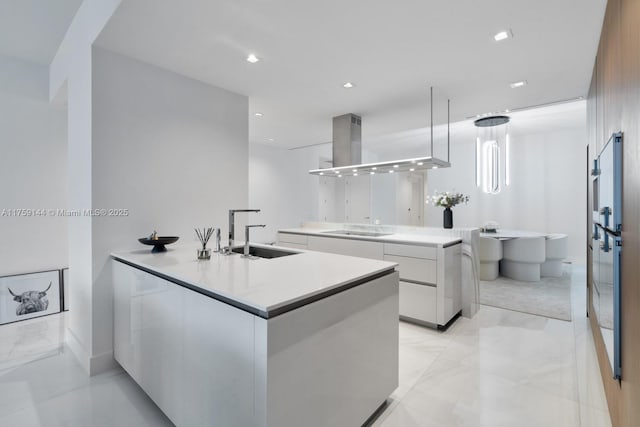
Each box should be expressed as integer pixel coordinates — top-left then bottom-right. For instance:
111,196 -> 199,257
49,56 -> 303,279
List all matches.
541,234 -> 568,277
501,237 -> 546,282
479,237 -> 502,281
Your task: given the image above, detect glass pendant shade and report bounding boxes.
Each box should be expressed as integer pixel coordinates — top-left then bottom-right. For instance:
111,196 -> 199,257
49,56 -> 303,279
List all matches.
474,116 -> 510,194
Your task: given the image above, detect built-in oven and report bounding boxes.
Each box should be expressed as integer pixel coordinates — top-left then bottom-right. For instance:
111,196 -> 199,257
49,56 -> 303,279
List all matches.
591,132 -> 622,380
591,224 -> 600,321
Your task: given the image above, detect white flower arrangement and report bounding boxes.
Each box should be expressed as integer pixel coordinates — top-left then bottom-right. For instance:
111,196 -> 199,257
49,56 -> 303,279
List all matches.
428,191 -> 470,209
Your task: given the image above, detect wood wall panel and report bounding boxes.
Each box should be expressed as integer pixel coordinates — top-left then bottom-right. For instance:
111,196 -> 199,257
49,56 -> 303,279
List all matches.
619,0 -> 640,425
587,64 -> 596,317
588,0 -> 640,425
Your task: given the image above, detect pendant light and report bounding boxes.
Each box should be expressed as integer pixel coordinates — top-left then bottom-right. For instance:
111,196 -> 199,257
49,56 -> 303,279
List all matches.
474,115 -> 510,194
309,87 -> 451,177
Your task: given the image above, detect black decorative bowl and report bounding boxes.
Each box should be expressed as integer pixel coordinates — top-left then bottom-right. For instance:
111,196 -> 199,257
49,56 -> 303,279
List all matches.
138,236 -> 179,253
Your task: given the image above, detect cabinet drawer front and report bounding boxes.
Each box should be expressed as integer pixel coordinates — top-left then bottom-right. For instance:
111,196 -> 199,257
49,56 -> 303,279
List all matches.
278,242 -> 308,250
383,254 -> 436,284
277,232 -> 308,245
383,243 -> 436,260
399,281 -> 437,324
307,236 -> 384,260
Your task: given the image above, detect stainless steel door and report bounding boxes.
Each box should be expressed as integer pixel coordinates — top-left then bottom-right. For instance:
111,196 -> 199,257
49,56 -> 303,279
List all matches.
597,226 -> 621,379
591,225 -> 600,322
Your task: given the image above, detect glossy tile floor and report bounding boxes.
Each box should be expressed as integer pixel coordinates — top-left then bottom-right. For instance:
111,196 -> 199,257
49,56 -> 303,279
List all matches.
0,265 -> 610,427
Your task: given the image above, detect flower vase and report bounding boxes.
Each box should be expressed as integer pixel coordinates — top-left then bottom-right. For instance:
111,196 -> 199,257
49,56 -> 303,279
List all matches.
443,207 -> 453,229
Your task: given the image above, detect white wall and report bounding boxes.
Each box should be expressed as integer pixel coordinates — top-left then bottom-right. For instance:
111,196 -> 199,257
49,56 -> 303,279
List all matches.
90,47 -> 249,362
249,142 -> 322,242
426,126 -> 586,263
0,54 -> 68,276
61,46 -> 249,374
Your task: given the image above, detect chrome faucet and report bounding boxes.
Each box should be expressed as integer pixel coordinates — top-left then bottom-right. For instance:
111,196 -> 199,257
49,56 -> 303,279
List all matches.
244,224 -> 266,257
224,209 -> 260,254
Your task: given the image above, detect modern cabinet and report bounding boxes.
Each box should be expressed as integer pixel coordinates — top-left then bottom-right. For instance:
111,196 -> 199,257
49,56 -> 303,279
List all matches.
113,253 -> 399,427
277,231 -> 462,327
276,232 -> 309,250
307,235 -> 384,259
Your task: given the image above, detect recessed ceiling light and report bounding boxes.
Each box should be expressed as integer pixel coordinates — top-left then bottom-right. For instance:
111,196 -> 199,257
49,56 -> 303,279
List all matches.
254,112 -> 263,117
409,168 -> 415,172
352,169 -> 358,172
338,174 -> 342,178
393,165 -> 399,168
510,80 -> 527,89
372,167 -> 377,170
319,172 -> 324,175
334,170 -> 339,173
246,54 -> 260,63
370,171 -> 375,175
353,173 -> 358,176
343,82 -> 355,88
389,170 -> 394,174
494,30 -> 512,41
433,166 -> 439,169
417,162 -> 424,166
267,138 -> 274,142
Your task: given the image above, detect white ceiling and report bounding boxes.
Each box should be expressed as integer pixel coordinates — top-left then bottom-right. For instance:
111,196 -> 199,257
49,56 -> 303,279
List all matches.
362,100 -> 587,161
95,0 -> 605,148
0,0 -> 83,64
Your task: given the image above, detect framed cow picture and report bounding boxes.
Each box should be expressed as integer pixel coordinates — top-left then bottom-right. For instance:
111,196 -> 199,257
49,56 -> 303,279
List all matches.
0,270 -> 61,325
61,268 -> 69,311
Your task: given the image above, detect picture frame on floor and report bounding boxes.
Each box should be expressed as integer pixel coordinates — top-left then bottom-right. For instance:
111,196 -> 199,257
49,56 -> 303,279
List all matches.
0,270 -> 61,325
61,268 -> 69,311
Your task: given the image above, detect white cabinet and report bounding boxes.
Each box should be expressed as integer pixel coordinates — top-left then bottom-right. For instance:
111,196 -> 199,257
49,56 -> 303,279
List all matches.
399,281 -> 437,323
383,243 -> 436,259
278,231 -> 462,328
113,259 -> 399,427
383,254 -> 437,284
307,235 -> 384,260
113,261 -> 256,426
384,242 -> 460,327
277,232 -> 309,250
437,244 -> 462,326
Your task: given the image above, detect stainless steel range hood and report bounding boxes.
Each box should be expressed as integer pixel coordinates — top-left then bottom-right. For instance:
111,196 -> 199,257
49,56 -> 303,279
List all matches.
309,87 -> 450,177
332,113 -> 362,168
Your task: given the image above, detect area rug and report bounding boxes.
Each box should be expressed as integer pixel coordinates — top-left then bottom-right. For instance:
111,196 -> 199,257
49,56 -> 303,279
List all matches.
479,265 -> 572,321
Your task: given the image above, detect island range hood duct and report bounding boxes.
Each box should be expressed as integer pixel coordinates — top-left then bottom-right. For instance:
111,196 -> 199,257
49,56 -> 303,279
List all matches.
332,113 -> 362,168
309,87 -> 451,177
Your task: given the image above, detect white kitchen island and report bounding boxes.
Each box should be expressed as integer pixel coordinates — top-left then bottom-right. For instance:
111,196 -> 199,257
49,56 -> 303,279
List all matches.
111,244 -> 399,427
278,226 -> 464,328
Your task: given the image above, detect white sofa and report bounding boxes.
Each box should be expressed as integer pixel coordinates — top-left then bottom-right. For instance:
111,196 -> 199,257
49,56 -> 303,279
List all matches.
541,234 -> 568,277
479,237 -> 502,281
501,237 -> 546,282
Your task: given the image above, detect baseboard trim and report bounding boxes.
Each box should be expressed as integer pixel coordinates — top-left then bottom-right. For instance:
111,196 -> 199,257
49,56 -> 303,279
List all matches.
65,328 -> 118,376
65,327 -> 90,374
89,349 -> 118,376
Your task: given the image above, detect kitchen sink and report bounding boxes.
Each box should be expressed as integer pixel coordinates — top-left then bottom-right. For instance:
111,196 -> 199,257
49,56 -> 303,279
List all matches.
231,245 -> 299,259
322,230 -> 393,237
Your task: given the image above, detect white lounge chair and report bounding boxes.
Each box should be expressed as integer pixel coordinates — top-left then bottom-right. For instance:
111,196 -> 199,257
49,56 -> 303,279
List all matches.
501,237 -> 546,282
479,237 -> 502,281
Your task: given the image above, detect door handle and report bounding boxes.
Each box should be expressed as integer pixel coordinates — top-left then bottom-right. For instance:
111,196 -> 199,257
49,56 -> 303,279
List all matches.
600,206 -> 611,228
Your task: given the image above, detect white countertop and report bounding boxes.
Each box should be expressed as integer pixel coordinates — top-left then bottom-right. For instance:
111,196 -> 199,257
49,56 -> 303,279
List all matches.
279,227 -> 462,247
112,244 -> 397,318
479,229 -> 547,239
